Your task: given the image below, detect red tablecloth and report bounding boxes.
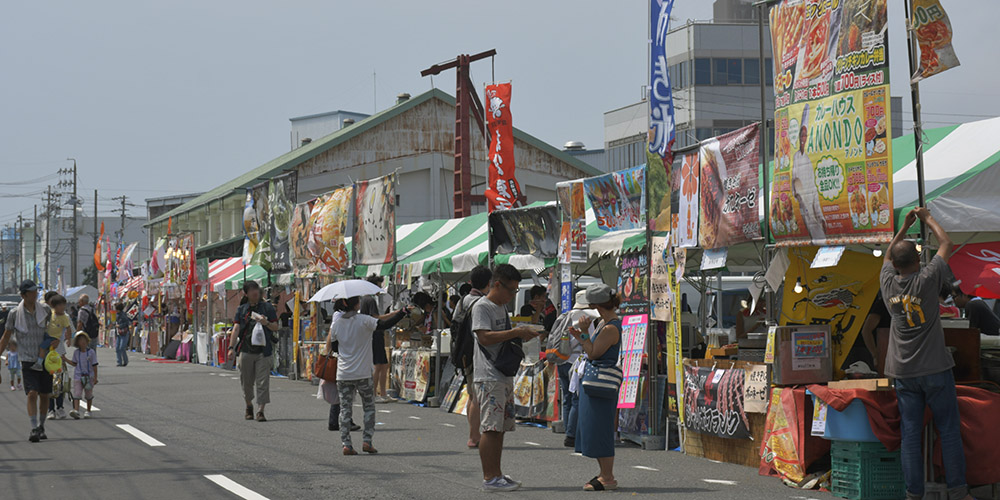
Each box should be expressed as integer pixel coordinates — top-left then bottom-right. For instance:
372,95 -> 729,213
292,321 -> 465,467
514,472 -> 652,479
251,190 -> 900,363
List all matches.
809,384 -> 1000,486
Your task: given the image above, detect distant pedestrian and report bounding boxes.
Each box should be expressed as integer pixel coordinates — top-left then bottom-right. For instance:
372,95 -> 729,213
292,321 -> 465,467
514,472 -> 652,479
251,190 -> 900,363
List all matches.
6,340 -> 21,391
359,275 -> 391,402
0,280 -> 54,442
451,264 -> 492,449
115,303 -> 131,366
554,290 -> 599,448
471,263 -> 540,492
568,283 -> 622,491
64,332 -> 98,419
75,295 -> 99,349
323,298 -> 359,433
328,295 -> 406,455
227,280 -> 280,422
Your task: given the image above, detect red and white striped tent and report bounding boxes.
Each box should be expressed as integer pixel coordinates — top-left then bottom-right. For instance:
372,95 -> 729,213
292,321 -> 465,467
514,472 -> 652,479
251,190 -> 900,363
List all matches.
208,257 -> 246,293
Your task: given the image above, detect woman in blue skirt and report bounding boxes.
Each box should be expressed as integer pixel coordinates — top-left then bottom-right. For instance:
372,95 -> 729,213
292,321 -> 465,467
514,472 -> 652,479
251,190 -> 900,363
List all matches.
569,283 -> 622,491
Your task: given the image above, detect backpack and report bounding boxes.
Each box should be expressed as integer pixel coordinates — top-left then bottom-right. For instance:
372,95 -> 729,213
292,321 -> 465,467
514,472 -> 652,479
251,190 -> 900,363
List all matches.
544,311 -> 573,365
83,306 -> 99,338
450,297 -> 482,370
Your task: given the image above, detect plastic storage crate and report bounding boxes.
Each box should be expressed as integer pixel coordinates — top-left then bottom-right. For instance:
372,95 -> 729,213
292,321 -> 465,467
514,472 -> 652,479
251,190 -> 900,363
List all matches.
831,441 -> 906,500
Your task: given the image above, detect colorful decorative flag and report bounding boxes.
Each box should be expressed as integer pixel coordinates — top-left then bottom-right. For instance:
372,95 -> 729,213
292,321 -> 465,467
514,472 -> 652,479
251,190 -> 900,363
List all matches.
484,83 -> 522,212
911,0 -> 960,82
648,0 -> 676,165
94,222 -> 105,271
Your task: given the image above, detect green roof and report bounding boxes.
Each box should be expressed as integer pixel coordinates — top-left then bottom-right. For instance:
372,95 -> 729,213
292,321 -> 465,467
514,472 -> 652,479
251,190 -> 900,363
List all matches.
148,88 -> 601,226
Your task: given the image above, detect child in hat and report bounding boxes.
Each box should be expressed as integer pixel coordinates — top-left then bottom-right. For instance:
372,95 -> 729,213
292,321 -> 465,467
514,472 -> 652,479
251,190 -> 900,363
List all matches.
63,332 -> 98,419
6,339 -> 21,391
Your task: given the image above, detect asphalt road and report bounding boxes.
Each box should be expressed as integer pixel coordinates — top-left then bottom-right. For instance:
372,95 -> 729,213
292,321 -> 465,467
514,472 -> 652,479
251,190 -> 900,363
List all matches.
0,348 -> 837,499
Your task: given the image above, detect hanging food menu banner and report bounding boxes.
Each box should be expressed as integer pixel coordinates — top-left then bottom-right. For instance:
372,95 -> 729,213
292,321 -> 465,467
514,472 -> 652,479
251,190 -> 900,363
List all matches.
556,181 -> 587,263
249,181 -> 272,270
289,200 -> 316,275
308,187 -> 352,274
698,124 -> 762,249
268,172 -> 297,274
671,151 -> 699,248
617,314 -> 649,409
617,250 -> 649,317
584,165 -> 646,232
683,363 -> 752,439
353,173 -> 396,266
769,0 -> 893,246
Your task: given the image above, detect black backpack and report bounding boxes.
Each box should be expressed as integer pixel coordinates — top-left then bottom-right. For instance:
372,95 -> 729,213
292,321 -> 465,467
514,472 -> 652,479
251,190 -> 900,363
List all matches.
450,297 -> 482,370
83,306 -> 100,338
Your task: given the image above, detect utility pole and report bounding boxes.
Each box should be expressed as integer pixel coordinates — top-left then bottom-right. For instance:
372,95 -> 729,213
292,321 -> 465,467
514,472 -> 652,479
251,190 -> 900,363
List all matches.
44,186 -> 52,288
67,158 -> 78,286
112,195 -> 127,242
93,189 -> 98,259
17,214 -> 24,285
33,205 -> 38,282
1,225 -> 6,292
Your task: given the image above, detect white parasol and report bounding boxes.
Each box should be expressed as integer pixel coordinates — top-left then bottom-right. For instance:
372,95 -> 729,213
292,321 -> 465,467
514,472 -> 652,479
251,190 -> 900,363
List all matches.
307,279 -> 383,302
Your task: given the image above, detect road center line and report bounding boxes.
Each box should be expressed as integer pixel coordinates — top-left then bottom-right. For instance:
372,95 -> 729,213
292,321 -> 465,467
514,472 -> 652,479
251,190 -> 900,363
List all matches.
702,479 -> 737,485
408,416 -> 421,420
439,423 -> 455,427
377,410 -> 391,413
524,441 -> 541,446
116,424 -> 165,447
204,474 -> 270,500
633,465 -> 659,471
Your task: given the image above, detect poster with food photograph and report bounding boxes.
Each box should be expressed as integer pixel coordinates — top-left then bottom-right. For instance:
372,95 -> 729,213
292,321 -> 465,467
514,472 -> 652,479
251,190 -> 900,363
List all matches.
768,0 -> 893,246
671,151 -> 700,248
353,173 -> 396,267
490,205 -> 561,259
617,250 -> 649,317
584,165 -> 646,232
647,150 -> 672,235
698,124 -> 762,249
289,200 -> 315,275
683,364 -> 751,440
268,172 -> 297,273
308,187 -> 352,274
249,182 -> 271,269
911,0 -> 959,82
556,180 -> 588,263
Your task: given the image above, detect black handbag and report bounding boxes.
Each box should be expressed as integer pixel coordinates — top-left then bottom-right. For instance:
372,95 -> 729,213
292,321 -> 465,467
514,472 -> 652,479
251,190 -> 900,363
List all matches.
479,339 -> 524,377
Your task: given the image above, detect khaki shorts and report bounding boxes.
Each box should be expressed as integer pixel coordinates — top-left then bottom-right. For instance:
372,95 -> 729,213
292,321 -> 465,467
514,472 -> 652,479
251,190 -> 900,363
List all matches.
474,379 -> 515,433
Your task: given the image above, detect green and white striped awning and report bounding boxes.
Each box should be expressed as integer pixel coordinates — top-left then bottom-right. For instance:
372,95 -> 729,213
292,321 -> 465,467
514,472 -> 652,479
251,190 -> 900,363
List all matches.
221,264 -> 271,291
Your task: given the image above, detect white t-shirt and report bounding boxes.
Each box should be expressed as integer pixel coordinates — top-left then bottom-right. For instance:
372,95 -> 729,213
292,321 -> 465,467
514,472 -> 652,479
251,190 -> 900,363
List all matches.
330,312 -> 379,381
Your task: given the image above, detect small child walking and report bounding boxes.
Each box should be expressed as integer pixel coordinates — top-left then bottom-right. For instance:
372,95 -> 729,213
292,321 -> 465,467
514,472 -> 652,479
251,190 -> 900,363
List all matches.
64,332 -> 98,419
6,340 -> 21,391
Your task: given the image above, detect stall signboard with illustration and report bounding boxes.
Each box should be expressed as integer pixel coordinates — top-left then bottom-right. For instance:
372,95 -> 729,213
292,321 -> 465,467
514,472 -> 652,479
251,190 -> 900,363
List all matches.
647,151 -> 672,235
769,0 -> 893,246
241,191 -> 259,266
911,0 -> 960,82
780,246 -> 881,376
353,173 -> 396,266
308,187 -> 352,274
698,123 -> 762,249
248,182 -> 272,270
556,181 -> 587,263
671,151 -> 700,248
618,314 -> 649,409
484,83 -> 522,212
490,205 -> 561,259
268,172 -> 297,273
585,165 -> 646,232
289,199 -> 316,275
683,364 -> 752,439
618,250 -> 649,317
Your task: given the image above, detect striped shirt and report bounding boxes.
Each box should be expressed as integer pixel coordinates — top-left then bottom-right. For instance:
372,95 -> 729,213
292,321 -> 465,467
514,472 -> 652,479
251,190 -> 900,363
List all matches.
6,304 -> 51,368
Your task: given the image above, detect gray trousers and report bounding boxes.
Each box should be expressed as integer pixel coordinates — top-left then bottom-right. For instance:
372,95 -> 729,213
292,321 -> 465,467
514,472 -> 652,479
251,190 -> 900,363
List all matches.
239,352 -> 271,406
337,378 -> 376,448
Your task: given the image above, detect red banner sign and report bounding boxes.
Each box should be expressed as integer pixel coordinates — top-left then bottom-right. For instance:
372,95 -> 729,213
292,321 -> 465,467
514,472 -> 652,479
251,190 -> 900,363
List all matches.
484,83 -> 521,212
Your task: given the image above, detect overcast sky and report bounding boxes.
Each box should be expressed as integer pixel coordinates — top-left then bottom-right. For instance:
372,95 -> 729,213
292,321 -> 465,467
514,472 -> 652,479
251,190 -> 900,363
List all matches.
1,0 -> 997,229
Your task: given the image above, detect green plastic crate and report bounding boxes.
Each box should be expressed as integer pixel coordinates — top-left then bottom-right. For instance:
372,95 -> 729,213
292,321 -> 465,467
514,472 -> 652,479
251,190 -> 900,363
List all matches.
830,441 -> 906,500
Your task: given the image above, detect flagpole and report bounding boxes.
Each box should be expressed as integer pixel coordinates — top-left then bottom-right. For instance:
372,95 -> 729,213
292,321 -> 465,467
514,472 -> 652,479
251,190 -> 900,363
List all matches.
904,0 -> 929,260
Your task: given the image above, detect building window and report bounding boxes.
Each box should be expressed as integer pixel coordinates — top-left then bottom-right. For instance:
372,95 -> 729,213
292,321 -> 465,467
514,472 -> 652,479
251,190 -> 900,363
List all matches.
727,59 -> 742,85
679,60 -> 690,88
744,58 -> 760,85
694,58 -> 712,85
695,128 -> 713,141
395,194 -> 400,206
713,59 -> 728,86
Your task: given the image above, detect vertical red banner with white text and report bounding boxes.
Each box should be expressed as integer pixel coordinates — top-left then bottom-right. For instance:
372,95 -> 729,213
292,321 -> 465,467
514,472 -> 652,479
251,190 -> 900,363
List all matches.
484,83 -> 521,212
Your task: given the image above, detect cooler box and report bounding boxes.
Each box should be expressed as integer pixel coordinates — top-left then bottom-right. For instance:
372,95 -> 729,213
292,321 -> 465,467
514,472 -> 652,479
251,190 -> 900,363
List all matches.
772,325 -> 832,385
824,399 -> 879,442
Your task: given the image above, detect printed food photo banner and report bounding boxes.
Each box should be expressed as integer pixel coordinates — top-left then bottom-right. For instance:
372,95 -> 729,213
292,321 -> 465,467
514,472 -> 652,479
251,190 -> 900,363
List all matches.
353,172 -> 396,266
585,165 -> 646,232
647,151 -> 672,235
911,0 -> 960,83
780,247 -> 882,376
268,172 -> 297,274
308,187 -> 352,274
289,199 -> 316,275
769,0 -> 893,246
242,191 -> 260,266
248,181 -> 272,270
683,363 -> 752,440
671,151 -> 700,248
618,250 -> 650,317
490,205 -> 561,259
484,82 -> 522,212
698,123 -> 762,249
556,181 -> 587,263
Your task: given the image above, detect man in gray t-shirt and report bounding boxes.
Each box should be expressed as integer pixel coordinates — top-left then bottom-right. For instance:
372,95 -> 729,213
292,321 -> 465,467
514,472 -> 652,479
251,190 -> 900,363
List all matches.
470,264 -> 539,492
880,207 -> 972,500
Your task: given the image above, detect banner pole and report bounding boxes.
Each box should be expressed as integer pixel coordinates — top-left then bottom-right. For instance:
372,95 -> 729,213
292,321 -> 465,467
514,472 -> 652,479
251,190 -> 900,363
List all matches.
904,0 -> 929,260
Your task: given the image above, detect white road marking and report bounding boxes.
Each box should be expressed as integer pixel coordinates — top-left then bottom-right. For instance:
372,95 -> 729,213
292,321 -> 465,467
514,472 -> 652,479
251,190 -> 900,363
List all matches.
408,416 -> 421,420
570,452 -> 583,456
116,424 -> 165,447
439,423 -> 456,427
377,410 -> 391,413
376,422 -> 385,426
633,465 -> 659,471
204,474 -> 270,500
90,406 -> 101,412
702,479 -> 738,485
524,441 -> 541,446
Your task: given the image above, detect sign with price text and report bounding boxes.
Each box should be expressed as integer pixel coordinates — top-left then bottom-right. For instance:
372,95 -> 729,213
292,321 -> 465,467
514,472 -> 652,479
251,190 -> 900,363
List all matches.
698,123 -> 762,249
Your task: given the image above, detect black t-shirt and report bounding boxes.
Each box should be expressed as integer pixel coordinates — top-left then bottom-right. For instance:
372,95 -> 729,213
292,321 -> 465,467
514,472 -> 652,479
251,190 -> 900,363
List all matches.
869,292 -> 892,329
519,304 -> 536,317
234,301 -> 278,354
967,298 -> 1000,335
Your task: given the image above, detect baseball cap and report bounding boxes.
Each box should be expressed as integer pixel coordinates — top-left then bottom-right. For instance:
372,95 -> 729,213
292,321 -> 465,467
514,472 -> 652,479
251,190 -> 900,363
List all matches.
19,279 -> 38,294
573,290 -> 590,310
584,283 -> 613,306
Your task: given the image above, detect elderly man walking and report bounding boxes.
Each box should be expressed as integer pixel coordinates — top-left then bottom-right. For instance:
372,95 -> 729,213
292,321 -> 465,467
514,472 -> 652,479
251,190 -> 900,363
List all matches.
227,281 -> 280,422
76,294 -> 100,348
0,280 -> 54,443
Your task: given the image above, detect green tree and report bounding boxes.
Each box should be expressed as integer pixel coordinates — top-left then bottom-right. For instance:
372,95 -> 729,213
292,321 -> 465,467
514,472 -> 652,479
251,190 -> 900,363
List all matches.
81,264 -> 98,288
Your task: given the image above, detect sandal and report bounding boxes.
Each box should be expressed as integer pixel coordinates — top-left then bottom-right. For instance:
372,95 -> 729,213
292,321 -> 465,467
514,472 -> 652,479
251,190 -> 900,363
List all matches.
343,446 -> 358,456
583,476 -> 618,491
362,443 -> 378,454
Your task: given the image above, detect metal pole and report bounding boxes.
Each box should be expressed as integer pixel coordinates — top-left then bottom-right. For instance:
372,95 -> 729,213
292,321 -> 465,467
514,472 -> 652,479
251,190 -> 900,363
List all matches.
17,215 -> 23,285
33,205 -> 37,282
69,158 -> 78,286
45,187 -> 51,288
1,225 -> 6,292
429,271 -> 443,408
903,0 -> 928,255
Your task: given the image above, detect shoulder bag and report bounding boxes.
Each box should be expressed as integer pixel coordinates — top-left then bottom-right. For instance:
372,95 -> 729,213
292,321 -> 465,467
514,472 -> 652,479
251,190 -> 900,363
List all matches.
313,353 -> 338,383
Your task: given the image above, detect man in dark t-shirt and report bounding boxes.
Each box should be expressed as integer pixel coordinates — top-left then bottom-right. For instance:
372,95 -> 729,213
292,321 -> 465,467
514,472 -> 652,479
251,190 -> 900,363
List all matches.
227,280 -> 279,422
953,289 -> 1000,335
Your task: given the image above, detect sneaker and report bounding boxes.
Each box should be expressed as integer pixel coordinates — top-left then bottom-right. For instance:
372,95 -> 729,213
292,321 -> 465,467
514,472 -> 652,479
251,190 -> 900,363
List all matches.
28,428 -> 40,443
83,411 -> 92,419
38,427 -> 47,440
503,475 -> 522,487
564,436 -> 575,448
350,421 -> 361,431
9,385 -> 14,391
482,476 -> 520,492
69,409 -> 80,420
17,383 -> 22,390
47,410 -> 57,420
57,408 -> 68,420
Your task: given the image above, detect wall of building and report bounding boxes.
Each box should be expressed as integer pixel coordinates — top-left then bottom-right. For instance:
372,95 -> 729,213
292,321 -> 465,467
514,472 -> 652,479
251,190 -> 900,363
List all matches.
290,111 -> 370,150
